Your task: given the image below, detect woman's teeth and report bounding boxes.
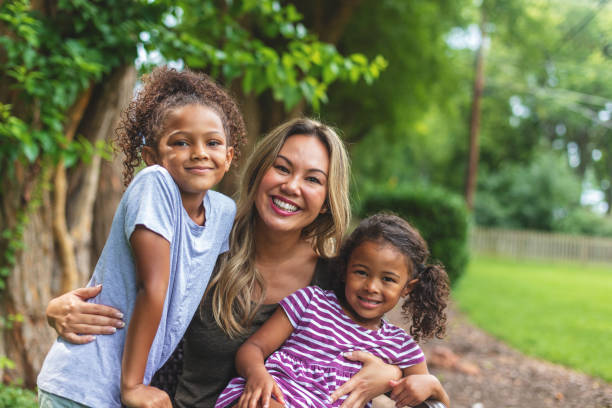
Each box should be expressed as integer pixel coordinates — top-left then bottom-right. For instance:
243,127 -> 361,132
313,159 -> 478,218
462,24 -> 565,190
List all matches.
273,198 -> 298,212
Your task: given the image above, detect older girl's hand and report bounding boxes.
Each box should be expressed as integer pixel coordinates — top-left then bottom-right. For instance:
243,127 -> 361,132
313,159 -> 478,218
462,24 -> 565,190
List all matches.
330,350 -> 402,408
46,285 -> 125,344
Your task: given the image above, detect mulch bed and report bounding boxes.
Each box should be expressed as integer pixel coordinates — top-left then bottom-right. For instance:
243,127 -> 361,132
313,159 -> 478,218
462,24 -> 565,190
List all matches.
373,302 -> 612,408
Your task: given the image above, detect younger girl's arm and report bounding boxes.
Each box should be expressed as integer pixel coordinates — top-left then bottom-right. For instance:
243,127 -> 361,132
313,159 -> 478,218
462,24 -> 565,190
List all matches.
120,226 -> 172,408
234,307 -> 294,408
389,362 -> 450,408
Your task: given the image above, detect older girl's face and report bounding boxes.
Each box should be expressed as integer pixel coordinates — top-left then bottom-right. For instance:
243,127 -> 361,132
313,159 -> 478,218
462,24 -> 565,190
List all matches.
254,134 -> 329,235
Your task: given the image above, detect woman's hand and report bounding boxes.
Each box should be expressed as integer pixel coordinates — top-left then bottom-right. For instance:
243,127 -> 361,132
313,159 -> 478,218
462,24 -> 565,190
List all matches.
238,367 -> 285,408
121,384 -> 171,408
46,285 -> 125,344
389,374 -> 439,407
330,350 -> 402,408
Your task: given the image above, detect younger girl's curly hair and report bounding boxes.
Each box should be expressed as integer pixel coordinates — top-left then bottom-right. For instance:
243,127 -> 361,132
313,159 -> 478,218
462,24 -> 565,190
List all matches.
116,66 -> 246,185
335,213 -> 450,342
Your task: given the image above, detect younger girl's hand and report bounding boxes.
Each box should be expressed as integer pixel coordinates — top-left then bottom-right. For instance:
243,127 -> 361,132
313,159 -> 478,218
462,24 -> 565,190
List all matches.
238,367 -> 285,408
46,285 -> 125,344
121,384 -> 171,408
330,350 -> 402,408
389,374 -> 439,407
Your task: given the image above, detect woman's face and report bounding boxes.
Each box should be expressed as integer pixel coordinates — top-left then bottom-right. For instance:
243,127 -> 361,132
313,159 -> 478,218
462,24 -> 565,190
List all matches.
254,134 -> 330,235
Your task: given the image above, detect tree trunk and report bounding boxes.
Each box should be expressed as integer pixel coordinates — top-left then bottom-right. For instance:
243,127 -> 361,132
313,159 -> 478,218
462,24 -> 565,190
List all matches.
0,65 -> 135,387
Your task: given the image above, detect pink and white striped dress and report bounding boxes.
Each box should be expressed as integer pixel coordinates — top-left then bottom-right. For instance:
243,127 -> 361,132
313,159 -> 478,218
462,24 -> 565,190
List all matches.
215,286 -> 425,408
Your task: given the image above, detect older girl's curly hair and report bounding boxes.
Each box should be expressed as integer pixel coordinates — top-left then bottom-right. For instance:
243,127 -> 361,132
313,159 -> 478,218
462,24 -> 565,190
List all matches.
116,66 -> 246,185
335,213 -> 450,342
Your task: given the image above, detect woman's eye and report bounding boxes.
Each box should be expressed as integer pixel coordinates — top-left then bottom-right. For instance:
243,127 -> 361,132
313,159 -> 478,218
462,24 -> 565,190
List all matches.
306,176 -> 322,184
275,165 -> 290,173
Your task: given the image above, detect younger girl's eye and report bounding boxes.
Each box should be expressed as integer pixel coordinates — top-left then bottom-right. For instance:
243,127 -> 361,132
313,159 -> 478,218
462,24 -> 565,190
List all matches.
352,269 -> 367,276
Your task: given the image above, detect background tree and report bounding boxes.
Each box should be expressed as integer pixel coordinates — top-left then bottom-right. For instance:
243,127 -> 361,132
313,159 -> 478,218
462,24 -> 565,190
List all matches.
0,0 -> 384,385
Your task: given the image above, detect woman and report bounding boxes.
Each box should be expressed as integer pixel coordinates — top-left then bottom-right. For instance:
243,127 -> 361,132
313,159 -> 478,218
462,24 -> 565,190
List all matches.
46,118 -> 430,407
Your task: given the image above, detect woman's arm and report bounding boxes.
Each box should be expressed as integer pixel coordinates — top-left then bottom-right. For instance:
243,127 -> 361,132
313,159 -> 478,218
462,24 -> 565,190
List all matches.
388,362 -> 450,408
46,285 -> 125,344
120,226 -> 172,408
234,307 -> 293,408
329,350 -> 402,408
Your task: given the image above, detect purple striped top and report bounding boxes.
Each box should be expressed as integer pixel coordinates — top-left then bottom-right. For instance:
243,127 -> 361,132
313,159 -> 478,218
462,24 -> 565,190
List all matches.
215,286 -> 425,408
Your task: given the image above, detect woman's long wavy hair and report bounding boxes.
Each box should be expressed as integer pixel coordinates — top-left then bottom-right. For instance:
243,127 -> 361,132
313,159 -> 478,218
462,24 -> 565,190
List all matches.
206,118 -> 351,338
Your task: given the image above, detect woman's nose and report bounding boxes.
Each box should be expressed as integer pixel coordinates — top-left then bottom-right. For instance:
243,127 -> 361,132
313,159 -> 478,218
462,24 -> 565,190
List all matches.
281,176 -> 300,195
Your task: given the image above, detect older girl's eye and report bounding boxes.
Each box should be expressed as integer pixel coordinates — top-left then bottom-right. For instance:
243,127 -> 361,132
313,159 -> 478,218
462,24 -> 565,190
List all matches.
173,140 -> 189,147
382,276 -> 398,283
207,140 -> 222,147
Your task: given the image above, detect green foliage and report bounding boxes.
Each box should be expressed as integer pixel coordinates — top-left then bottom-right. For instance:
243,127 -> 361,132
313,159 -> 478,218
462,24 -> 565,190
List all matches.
0,383 -> 36,408
146,0 -> 387,111
455,255 -> 612,382
0,0 -> 164,168
554,208 -> 612,237
474,151 -> 582,231
355,183 -> 470,285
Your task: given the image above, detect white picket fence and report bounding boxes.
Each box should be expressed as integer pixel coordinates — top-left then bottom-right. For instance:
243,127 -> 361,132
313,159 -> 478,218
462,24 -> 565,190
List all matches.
470,227 -> 612,264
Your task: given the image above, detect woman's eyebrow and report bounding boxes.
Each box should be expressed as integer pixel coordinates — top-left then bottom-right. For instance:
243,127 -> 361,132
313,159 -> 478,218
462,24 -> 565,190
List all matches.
277,154 -> 328,177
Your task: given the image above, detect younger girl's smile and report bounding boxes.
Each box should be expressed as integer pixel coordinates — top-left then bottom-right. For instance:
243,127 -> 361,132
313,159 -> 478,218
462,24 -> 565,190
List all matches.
342,240 -> 416,330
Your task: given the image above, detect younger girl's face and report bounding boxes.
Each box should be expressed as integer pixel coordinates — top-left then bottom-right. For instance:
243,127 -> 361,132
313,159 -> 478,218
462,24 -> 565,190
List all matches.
342,240 -> 416,331
143,104 -> 234,204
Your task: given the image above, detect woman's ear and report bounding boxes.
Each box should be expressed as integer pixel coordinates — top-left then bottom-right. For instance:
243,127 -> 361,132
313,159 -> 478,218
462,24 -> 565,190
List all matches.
401,278 -> 419,297
141,146 -> 157,166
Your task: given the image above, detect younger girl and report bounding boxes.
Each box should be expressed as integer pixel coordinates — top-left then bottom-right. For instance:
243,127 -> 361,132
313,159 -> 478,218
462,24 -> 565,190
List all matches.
37,66 -> 245,408
215,213 -> 451,408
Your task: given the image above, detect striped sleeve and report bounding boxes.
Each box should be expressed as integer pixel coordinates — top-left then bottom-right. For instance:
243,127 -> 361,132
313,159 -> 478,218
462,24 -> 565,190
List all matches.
394,331 -> 426,369
278,286 -> 317,328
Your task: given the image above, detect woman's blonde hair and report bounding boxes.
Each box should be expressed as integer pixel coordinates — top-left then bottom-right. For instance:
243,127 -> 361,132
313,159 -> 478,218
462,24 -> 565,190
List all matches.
207,117 -> 351,338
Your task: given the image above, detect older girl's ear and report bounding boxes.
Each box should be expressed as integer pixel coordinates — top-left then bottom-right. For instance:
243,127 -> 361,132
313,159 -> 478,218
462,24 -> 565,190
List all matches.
141,146 -> 158,166
402,278 -> 419,297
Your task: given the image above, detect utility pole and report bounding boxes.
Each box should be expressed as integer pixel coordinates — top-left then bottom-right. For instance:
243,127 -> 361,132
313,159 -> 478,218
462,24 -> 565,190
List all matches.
465,12 -> 487,211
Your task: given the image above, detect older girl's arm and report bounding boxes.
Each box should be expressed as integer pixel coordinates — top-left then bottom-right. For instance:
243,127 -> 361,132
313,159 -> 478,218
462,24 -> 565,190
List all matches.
120,226 -> 172,408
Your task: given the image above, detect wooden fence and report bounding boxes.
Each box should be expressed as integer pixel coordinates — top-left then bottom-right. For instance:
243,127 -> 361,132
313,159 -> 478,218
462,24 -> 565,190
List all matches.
470,227 -> 612,264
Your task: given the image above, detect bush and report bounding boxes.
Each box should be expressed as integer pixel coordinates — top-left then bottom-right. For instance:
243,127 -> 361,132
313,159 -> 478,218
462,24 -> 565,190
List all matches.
0,383 -> 36,408
356,184 -> 469,285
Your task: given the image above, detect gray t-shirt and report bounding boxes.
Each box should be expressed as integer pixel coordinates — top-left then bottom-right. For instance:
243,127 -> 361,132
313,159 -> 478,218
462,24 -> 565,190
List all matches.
37,165 -> 235,408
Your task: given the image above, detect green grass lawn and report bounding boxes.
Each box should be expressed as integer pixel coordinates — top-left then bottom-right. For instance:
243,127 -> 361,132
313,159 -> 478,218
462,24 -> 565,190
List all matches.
453,255 -> 612,382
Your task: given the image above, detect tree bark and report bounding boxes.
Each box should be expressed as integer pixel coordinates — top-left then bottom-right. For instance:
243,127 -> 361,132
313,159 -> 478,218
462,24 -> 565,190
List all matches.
0,65 -> 135,387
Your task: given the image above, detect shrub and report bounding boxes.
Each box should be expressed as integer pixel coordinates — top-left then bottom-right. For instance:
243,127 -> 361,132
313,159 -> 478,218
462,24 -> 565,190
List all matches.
356,184 -> 469,285
0,383 -> 36,408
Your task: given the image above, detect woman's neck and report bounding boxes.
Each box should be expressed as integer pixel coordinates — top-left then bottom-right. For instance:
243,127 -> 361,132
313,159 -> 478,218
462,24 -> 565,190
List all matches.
253,220 -> 305,264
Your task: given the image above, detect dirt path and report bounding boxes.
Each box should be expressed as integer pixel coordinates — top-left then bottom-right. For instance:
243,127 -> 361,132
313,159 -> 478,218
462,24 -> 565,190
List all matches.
373,302 -> 612,408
